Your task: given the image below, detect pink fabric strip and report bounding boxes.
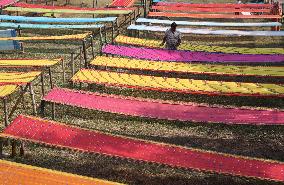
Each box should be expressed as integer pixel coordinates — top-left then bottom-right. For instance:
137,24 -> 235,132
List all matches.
0,0 -> 18,7
43,88 -> 284,125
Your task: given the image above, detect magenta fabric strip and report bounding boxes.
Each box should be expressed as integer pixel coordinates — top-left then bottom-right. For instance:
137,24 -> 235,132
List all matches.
43,88 -> 284,125
102,44 -> 284,63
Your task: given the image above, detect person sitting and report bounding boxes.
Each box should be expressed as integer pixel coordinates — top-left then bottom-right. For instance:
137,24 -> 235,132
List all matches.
161,22 -> 181,50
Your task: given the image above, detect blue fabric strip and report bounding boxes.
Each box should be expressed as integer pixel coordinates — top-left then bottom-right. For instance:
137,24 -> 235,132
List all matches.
0,29 -> 20,50
0,22 -> 104,29
0,15 -> 117,23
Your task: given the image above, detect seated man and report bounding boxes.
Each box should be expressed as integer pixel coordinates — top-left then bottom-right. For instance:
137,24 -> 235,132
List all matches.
161,22 -> 181,50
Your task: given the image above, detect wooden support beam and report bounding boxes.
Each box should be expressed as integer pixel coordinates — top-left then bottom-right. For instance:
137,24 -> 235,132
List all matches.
3,98 -> 8,127
29,83 -> 37,115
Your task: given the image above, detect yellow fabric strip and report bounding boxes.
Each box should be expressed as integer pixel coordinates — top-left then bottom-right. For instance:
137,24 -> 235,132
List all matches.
114,35 -> 284,55
0,160 -> 123,185
0,59 -> 62,67
90,56 -> 284,77
0,33 -> 90,41
72,69 -> 284,96
0,71 -> 41,84
0,85 -> 18,98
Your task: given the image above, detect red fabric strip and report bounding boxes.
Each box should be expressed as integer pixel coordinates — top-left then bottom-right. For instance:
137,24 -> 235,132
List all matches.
156,2 -> 273,8
110,0 -> 135,7
152,6 -> 271,13
43,88 -> 284,125
3,115 -> 284,182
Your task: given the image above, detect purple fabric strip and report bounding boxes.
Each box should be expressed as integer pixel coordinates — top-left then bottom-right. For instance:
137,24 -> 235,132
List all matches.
102,44 -> 284,63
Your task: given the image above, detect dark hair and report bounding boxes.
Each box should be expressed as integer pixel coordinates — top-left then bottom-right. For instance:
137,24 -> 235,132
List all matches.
171,22 -> 177,28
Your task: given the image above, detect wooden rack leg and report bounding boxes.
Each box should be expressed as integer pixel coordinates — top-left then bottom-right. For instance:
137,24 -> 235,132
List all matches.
71,52 -> 75,77
20,142 -> 25,156
48,68 -> 53,89
11,140 -> 17,158
82,39 -> 88,68
62,59 -> 66,83
3,98 -> 8,127
111,22 -> 114,44
40,100 -> 45,117
41,72 -> 45,97
29,83 -> 37,115
91,36 -> 95,59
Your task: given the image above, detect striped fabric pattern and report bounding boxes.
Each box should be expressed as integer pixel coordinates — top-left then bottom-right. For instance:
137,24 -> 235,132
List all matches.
114,35 -> 284,54
0,71 -> 41,85
90,56 -> 284,77
71,69 -> 284,97
0,85 -> 18,98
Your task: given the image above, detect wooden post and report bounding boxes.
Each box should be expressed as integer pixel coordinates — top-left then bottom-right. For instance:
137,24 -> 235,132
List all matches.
71,52 -> 75,77
40,100 -> 45,117
82,39 -> 88,68
3,98 -> 8,127
90,36 -> 95,59
103,26 -> 107,44
99,27 -> 103,56
48,68 -> 53,89
11,140 -> 16,157
29,83 -> 37,115
40,72 -> 45,97
144,0 -> 147,18
62,59 -> 66,83
111,22 -> 114,43
79,48 -> 82,69
20,142 -> 25,156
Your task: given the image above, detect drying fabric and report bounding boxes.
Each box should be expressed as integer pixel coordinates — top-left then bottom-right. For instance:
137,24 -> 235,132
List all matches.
152,6 -> 271,13
148,12 -> 281,19
102,44 -> 284,63
0,15 -> 117,23
136,18 -> 282,27
90,56 -> 284,77
128,24 -> 284,36
0,160 -> 122,185
0,22 -> 103,29
43,88 -> 284,125
0,59 -> 62,67
6,2 -> 132,15
0,29 -> 20,51
0,0 -> 18,7
71,69 -> 284,97
110,0 -> 135,7
0,33 -> 90,41
13,2 -> 133,11
0,71 -> 41,85
114,35 -> 284,54
2,115 -> 284,182
0,85 -> 18,98
156,2 -> 273,8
